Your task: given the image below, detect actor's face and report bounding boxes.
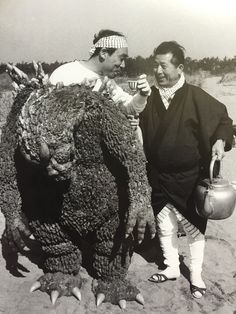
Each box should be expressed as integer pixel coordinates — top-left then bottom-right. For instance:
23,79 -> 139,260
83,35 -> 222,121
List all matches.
153,53 -> 183,88
100,47 -> 128,78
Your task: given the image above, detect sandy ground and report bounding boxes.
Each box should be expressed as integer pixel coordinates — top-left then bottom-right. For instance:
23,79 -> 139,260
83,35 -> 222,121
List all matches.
0,77 -> 236,314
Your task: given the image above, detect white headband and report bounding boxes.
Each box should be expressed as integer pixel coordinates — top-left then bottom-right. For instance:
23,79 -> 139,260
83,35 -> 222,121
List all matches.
89,35 -> 128,56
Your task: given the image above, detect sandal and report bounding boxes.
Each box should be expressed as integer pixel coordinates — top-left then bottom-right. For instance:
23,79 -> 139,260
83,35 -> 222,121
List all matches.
190,284 -> 206,298
148,273 -> 176,283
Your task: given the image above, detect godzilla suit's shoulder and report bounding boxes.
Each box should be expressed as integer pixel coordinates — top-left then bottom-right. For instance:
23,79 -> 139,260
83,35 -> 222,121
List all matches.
15,84 -> 128,137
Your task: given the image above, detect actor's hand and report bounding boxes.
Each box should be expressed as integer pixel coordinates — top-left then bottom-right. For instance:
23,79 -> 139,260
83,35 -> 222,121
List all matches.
137,74 -> 151,97
212,139 -> 225,160
127,115 -> 139,130
81,77 -> 99,90
104,78 -> 116,95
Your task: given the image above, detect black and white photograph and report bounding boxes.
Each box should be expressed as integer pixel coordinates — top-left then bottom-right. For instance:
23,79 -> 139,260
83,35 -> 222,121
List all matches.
0,0 -> 236,313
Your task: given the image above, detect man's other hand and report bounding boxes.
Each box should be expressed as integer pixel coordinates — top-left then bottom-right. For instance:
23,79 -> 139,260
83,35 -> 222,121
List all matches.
212,139 -> 225,160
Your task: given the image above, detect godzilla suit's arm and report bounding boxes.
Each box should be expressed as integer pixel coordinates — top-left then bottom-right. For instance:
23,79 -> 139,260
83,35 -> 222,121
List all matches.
0,147 -> 32,252
0,174 -> 31,251
0,89 -> 33,251
101,106 -> 156,243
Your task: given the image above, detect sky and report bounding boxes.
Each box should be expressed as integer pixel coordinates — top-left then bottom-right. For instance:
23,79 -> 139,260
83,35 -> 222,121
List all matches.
0,0 -> 236,63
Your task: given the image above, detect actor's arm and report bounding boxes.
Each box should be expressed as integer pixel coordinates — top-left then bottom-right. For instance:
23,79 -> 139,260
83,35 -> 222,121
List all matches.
211,108 -> 233,159
193,86 -> 234,156
212,106 -> 233,152
107,75 -> 151,115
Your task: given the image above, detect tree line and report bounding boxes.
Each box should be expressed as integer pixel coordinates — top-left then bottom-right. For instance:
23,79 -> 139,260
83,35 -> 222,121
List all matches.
0,55 -> 236,77
125,55 -> 236,76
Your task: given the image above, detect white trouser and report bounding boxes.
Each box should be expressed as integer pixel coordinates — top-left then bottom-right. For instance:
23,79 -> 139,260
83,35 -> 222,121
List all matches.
188,233 -> 205,285
157,208 -> 180,271
157,206 -> 205,283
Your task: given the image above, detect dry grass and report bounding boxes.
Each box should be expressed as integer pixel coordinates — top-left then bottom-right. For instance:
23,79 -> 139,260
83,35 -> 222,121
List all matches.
219,72 -> 236,85
185,70 -> 210,87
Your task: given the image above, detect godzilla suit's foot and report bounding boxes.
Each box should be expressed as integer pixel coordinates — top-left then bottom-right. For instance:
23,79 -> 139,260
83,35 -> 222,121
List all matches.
30,272 -> 82,304
92,279 -> 144,309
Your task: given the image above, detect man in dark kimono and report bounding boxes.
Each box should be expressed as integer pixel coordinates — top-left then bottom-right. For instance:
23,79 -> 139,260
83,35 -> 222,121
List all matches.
139,41 -> 233,299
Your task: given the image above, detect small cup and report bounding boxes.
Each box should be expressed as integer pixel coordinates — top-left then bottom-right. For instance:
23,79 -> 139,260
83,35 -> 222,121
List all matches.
127,80 -> 138,91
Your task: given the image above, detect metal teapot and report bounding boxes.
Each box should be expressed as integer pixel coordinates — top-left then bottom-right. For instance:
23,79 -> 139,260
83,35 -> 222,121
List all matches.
195,156 -> 236,219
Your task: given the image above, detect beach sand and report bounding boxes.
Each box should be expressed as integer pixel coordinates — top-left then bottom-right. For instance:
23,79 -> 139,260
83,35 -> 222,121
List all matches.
0,77 -> 235,313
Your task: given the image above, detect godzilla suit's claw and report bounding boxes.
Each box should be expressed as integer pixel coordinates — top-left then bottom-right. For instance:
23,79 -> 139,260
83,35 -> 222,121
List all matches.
6,63 -> 13,73
30,281 -> 41,293
118,300 -> 126,309
13,65 -> 29,80
96,293 -> 105,307
72,287 -> 81,301
136,293 -> 145,305
32,60 -> 39,75
38,62 -> 45,77
51,290 -> 59,305
12,81 -> 19,91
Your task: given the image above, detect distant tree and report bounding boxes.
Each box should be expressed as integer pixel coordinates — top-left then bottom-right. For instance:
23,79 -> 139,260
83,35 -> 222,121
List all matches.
0,54 -> 236,78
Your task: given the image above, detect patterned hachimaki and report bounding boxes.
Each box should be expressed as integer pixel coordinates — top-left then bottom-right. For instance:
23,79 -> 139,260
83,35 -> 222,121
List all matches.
0,78 -> 155,307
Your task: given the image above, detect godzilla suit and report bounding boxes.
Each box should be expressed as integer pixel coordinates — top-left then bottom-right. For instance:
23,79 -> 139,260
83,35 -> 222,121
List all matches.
0,73 -> 155,307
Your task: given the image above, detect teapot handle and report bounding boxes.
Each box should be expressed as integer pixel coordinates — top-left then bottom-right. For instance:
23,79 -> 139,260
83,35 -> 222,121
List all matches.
209,155 -> 222,183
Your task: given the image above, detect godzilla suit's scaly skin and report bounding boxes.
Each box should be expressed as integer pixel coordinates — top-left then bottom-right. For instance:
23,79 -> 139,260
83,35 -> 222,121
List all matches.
0,84 -> 155,304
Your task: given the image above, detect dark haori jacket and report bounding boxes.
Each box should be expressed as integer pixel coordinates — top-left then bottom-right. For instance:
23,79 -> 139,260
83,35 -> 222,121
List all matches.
139,82 -> 233,233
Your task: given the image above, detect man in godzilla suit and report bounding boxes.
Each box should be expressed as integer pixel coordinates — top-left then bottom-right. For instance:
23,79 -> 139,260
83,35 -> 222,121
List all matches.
0,63 -> 156,309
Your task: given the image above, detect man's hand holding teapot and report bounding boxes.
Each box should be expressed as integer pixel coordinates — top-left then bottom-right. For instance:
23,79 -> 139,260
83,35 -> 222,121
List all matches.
212,139 -> 226,160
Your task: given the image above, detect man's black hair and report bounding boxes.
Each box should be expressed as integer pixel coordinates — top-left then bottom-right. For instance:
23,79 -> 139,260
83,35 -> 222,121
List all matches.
153,41 -> 185,66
